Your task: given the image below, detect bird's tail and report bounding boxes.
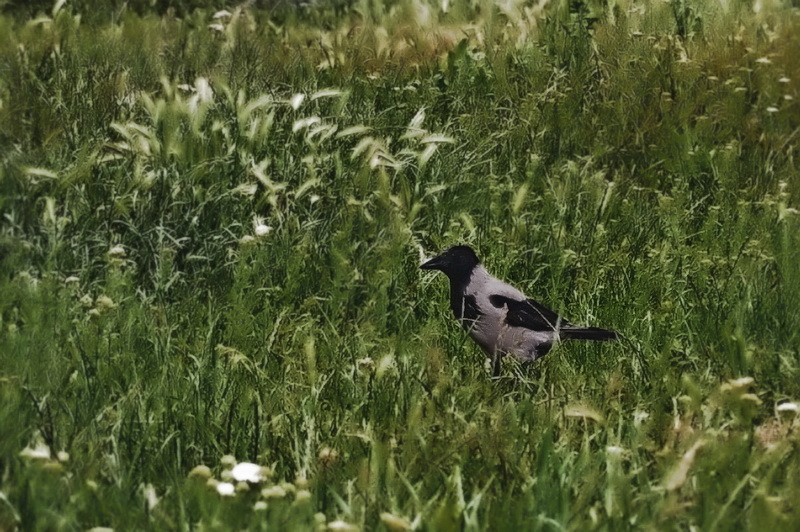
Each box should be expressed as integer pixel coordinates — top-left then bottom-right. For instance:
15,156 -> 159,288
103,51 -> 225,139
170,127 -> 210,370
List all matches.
561,326 -> 618,341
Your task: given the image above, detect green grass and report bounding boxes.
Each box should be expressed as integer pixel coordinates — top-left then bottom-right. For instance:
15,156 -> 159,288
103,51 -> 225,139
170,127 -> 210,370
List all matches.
1,0 -> 799,529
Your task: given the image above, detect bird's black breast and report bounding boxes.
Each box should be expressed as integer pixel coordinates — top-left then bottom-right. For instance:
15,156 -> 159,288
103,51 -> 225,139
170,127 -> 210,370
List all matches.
446,272 -> 481,328
450,292 -> 481,323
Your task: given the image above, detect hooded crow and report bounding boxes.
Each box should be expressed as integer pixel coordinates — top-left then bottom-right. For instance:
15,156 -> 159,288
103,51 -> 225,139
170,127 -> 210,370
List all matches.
421,245 -> 617,375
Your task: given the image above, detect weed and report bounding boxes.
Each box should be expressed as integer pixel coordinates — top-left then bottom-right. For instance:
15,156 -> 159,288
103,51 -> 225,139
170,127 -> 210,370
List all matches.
1,0 -> 799,530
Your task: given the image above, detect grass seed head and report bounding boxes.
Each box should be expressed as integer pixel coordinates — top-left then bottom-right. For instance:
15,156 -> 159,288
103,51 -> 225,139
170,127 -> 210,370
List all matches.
327,520 -> 357,532
261,485 -> 287,499
188,465 -> 212,479
776,402 -> 799,414
380,512 -> 411,531
318,447 -> 339,468
95,295 -> 117,312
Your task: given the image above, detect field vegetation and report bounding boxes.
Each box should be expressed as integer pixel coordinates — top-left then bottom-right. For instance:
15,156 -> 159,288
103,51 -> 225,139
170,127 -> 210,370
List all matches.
1,0 -> 799,529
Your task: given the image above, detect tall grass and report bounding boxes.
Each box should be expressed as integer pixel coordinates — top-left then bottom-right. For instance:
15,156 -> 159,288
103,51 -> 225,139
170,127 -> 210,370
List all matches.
1,0 -> 799,529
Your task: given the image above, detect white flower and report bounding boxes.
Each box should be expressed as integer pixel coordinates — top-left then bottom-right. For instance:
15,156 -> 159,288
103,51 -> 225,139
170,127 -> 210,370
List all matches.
194,78 -> 213,104
216,482 -> 235,496
231,462 -> 266,483
143,483 -> 159,510
20,441 -> 51,460
766,107 -> 778,113
253,216 -> 272,237
777,402 -> 799,413
633,411 -> 649,426
255,223 -> 272,237
606,446 -> 625,456
108,245 -> 126,258
778,77 -> 790,83
755,57 -> 771,64
290,93 -> 305,110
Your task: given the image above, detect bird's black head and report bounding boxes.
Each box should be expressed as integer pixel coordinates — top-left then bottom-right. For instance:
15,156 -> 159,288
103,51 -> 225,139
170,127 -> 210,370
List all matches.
420,245 -> 481,280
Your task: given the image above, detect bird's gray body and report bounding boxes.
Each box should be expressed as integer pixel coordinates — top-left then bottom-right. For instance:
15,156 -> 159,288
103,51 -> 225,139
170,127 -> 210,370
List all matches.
459,265 -> 556,362
421,245 -> 616,374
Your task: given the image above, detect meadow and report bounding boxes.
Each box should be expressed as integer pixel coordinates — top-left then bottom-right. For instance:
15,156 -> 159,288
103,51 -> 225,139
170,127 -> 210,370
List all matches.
1,0 -> 799,529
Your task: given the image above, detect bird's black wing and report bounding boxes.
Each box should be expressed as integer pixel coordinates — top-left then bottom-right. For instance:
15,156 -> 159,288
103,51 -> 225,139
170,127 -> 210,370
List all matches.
488,294 -> 568,332
489,294 -> 618,341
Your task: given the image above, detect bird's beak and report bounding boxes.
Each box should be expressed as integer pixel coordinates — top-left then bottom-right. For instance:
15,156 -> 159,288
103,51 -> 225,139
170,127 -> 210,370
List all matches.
420,254 -> 444,270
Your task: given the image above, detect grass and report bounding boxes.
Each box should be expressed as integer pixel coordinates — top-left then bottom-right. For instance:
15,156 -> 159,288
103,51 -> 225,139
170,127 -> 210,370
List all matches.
1,0 -> 799,529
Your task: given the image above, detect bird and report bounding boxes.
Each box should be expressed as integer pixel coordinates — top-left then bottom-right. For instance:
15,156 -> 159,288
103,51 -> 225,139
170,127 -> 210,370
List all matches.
420,245 -> 617,375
